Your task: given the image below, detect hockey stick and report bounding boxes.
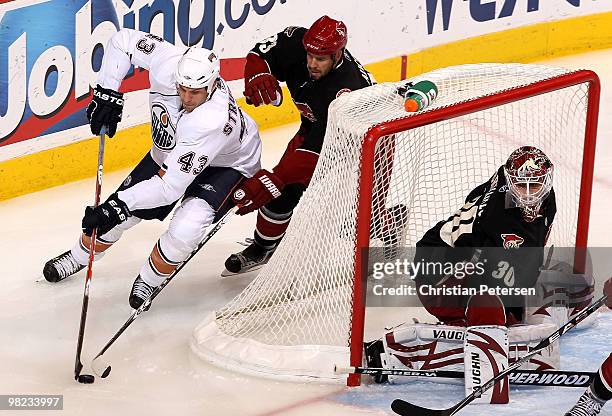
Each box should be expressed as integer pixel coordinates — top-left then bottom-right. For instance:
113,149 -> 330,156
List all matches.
90,207 -> 236,379
391,291 -> 608,416
74,128 -> 107,384
336,366 -> 594,388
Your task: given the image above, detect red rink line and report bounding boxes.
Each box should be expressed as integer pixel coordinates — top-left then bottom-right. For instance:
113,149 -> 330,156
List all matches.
252,388 -> 348,416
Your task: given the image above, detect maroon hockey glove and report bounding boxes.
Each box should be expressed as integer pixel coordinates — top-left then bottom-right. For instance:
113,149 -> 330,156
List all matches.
273,149 -> 319,186
605,277 -> 612,309
232,170 -> 285,215
243,53 -> 282,107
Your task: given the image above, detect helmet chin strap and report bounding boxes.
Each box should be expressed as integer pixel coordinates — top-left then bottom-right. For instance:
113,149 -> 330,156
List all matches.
205,80 -> 217,102
331,49 -> 343,69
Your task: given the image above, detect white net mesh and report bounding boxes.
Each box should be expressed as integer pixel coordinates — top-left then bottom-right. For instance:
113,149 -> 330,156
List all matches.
191,63 -> 594,382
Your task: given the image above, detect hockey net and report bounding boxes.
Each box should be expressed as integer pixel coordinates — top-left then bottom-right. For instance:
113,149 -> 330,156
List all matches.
191,63 -> 600,385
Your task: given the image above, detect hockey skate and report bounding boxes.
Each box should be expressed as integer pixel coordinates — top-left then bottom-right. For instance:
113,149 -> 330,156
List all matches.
565,389 -> 606,416
222,239 -> 275,277
43,250 -> 86,282
364,339 -> 388,383
129,275 -> 155,310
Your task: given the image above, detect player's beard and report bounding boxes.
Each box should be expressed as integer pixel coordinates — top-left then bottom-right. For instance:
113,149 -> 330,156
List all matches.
308,69 -> 321,80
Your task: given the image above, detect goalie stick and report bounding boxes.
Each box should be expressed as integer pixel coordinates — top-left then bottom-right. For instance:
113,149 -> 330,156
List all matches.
336,366 -> 594,388
74,128 -> 106,385
90,207 -> 236,379
391,290 -> 609,416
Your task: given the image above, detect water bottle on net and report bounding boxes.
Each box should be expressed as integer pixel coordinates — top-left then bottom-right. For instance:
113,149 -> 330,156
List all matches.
397,80 -> 439,112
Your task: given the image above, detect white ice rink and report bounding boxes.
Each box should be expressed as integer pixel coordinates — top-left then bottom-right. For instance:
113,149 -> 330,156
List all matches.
1,50 -> 611,416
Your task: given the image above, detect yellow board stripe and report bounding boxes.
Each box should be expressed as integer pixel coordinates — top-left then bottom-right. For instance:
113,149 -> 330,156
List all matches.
403,11 -> 612,78
1,12 -> 611,201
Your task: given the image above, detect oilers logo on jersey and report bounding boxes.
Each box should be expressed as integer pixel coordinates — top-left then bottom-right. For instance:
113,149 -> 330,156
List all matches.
151,103 -> 176,150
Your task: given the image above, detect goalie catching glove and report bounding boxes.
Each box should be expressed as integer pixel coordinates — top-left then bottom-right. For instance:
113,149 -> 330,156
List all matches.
82,193 -> 131,236
86,84 -> 124,137
243,53 -> 282,107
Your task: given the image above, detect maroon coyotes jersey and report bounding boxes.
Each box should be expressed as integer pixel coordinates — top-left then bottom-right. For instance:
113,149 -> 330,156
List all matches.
250,26 -> 374,153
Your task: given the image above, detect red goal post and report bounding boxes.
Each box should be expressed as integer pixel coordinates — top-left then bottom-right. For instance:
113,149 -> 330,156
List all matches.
348,68 -> 600,386
191,64 -> 601,387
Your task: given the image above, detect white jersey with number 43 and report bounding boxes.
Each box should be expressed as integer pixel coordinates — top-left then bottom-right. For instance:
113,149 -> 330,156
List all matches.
96,28 -> 262,210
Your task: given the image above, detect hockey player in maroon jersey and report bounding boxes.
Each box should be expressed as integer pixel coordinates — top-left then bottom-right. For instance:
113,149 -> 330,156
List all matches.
223,15 -> 375,275
365,146 -> 558,404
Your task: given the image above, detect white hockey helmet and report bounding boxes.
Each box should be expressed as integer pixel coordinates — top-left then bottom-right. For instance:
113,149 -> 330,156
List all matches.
175,47 -> 220,91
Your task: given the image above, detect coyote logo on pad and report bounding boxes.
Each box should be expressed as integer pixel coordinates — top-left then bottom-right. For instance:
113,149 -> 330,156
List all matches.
501,233 -> 524,249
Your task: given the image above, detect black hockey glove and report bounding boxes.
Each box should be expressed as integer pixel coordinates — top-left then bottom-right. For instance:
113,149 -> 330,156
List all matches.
82,193 -> 131,237
86,85 -> 124,138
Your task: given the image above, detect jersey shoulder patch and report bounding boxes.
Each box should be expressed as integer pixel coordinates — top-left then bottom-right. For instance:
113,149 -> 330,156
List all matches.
284,26 -> 302,37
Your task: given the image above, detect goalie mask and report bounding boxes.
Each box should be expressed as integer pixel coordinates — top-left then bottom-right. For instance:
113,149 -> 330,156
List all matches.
175,47 -> 220,94
504,146 -> 554,222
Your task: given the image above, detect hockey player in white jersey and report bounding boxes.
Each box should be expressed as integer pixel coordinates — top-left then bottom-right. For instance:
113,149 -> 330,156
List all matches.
42,29 -> 262,309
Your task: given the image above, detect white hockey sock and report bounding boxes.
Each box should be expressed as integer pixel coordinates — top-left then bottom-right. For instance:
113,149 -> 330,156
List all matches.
139,257 -> 172,288
70,236 -> 105,265
464,325 -> 509,404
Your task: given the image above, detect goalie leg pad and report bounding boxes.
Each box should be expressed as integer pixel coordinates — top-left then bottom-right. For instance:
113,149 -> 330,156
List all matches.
381,323 -> 465,384
508,320 -> 560,370
377,319 -> 559,386
464,325 -> 509,404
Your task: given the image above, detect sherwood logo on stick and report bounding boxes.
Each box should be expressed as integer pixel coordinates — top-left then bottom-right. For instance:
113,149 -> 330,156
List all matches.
508,371 -> 592,386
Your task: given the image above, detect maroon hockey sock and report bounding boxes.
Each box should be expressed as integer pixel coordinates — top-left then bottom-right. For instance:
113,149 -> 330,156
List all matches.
592,353 -> 612,401
254,208 -> 291,249
466,294 -> 506,326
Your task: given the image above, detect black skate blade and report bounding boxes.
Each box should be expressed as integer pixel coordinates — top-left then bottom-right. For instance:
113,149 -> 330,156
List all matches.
220,264 -> 265,278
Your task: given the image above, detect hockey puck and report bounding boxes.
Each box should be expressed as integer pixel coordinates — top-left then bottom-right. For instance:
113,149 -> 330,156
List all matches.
77,374 -> 95,384
100,366 -> 111,378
